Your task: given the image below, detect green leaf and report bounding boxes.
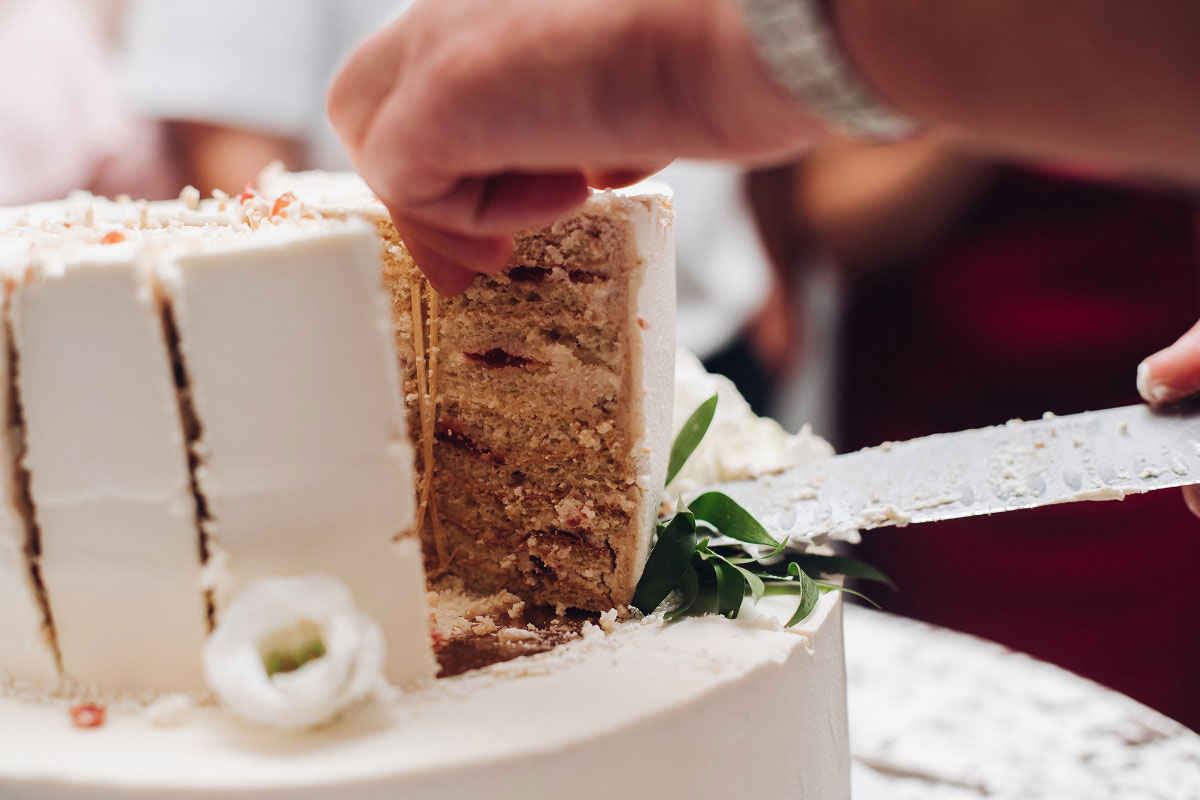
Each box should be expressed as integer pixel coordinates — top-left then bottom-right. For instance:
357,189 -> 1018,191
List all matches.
733,565 -> 766,602
688,492 -> 781,547
785,562 -> 820,627
688,579 -> 721,617
790,554 -> 896,590
710,558 -> 745,619
665,394 -> 718,487
720,537 -> 788,564
815,581 -> 882,609
697,540 -> 766,605
664,563 -> 700,621
631,511 -> 697,614
761,581 -> 804,597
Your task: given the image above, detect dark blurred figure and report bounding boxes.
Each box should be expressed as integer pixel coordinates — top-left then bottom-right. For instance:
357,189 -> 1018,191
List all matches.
797,133 -> 1200,729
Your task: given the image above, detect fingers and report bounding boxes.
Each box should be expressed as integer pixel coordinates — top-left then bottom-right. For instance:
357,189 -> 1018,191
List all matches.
381,172 -> 587,294
389,211 -> 513,296
584,165 -> 671,190
1138,318 -> 1200,405
392,223 -> 479,297
400,172 -> 591,236
326,16 -> 407,156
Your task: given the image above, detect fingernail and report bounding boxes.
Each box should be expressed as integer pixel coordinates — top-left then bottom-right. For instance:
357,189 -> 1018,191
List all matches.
1137,359 -> 1173,404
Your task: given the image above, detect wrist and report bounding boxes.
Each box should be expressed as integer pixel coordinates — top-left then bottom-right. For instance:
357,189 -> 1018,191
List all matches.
690,0 -> 827,154
740,0 -> 920,141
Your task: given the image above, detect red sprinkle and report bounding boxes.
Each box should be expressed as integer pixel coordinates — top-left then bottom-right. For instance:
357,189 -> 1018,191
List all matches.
70,703 -> 106,729
429,612 -> 446,651
239,183 -> 257,204
99,231 -> 126,245
271,191 -> 297,218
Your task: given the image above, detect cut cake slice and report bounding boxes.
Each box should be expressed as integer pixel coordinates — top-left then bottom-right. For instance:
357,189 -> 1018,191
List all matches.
159,220 -> 435,687
257,167 -> 676,611
0,242 -> 60,685
0,203 -> 436,692
10,238 -> 209,691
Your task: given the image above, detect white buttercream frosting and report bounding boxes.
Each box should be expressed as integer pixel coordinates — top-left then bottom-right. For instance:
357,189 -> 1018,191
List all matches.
2,591 -> 848,799
13,242 -> 209,692
668,348 -> 833,498
203,575 -> 384,730
162,221 -> 434,688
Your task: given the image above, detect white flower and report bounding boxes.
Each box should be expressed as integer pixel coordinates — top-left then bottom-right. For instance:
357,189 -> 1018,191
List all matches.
203,574 -> 384,730
667,349 -> 834,498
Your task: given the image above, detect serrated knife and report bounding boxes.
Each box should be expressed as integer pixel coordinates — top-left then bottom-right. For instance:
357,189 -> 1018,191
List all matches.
708,401 -> 1200,545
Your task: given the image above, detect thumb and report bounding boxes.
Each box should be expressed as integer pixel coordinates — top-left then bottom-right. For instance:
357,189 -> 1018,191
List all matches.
1139,318 -> 1200,405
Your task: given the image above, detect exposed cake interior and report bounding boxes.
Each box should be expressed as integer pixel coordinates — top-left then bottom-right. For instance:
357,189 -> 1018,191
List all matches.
386,220 -> 647,609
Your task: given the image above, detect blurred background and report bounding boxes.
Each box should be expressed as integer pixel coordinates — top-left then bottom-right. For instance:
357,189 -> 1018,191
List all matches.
5,0 -> 1200,730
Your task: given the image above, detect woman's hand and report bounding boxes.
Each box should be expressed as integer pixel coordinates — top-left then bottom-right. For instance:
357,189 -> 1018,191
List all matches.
326,0 -> 820,294
1139,322 -> 1200,516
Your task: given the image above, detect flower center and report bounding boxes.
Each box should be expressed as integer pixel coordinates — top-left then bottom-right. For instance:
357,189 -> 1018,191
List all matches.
258,620 -> 327,676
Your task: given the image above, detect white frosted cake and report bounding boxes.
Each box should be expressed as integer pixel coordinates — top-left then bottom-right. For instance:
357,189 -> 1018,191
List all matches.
0,177 -> 851,799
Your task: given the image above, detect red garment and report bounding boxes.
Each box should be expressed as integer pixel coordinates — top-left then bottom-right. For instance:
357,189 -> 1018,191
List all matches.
840,165 -> 1200,729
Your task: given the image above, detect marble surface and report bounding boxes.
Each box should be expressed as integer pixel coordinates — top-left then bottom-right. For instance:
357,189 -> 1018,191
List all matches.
845,606 -> 1200,799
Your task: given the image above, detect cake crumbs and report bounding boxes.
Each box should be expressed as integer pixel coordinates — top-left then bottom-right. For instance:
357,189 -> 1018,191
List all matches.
497,627 -> 539,644
179,185 -> 201,211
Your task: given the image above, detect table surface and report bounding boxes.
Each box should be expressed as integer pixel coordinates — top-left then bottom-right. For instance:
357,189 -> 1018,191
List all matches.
844,606 -> 1200,799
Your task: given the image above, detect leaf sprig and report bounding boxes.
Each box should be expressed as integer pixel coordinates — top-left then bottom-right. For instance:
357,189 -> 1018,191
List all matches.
632,394 -> 891,626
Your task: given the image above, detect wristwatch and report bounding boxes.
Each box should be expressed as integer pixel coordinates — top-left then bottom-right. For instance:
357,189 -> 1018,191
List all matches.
741,0 -> 920,140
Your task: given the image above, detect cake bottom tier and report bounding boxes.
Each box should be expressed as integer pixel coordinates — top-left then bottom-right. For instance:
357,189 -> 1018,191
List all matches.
0,594 -> 848,800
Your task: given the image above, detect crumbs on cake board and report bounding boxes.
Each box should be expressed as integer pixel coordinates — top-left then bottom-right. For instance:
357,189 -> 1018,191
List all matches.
427,576 -> 633,678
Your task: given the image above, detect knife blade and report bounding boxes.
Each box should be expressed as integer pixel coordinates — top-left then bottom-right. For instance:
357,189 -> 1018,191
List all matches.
707,401 -> 1200,545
